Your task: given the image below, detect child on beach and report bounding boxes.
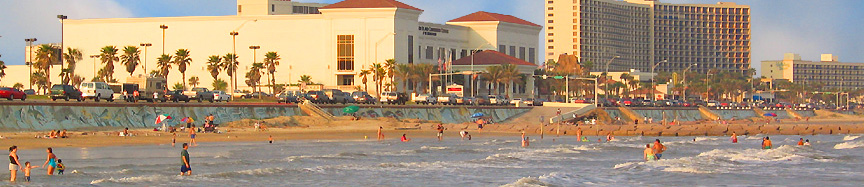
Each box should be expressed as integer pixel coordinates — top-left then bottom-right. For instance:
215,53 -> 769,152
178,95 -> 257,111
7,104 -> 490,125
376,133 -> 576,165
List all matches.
23,162 -> 39,182
56,159 -> 65,175
172,133 -> 177,147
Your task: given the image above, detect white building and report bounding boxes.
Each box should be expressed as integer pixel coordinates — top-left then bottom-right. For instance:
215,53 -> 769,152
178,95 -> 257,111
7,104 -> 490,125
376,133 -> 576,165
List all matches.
2,0 -> 540,96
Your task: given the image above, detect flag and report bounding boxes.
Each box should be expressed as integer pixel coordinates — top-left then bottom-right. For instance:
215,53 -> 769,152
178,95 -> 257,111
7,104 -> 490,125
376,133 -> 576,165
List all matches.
437,57 -> 442,72
155,114 -> 172,124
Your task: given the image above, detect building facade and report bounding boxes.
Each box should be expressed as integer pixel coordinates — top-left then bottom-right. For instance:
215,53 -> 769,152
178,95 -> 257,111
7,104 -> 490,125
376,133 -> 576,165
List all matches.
2,0 -> 540,96
545,0 -> 750,74
762,53 -> 864,90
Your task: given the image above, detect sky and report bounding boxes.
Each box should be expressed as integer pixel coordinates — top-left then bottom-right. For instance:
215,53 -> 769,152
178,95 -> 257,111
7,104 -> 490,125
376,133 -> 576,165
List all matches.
0,0 -> 862,76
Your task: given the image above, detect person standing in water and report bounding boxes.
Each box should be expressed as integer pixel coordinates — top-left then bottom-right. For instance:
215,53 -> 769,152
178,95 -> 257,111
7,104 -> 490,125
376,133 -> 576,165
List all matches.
653,139 -> 667,160
269,135 -> 273,144
377,126 -> 384,141
731,132 -> 738,143
762,137 -> 773,149
41,148 -> 57,175
189,125 -> 198,147
644,144 -> 656,161
9,146 -> 21,182
401,134 -> 411,142
804,139 -> 811,146
180,143 -> 191,176
576,128 -> 582,142
797,138 -> 805,146
521,132 -> 529,147
436,124 -> 444,141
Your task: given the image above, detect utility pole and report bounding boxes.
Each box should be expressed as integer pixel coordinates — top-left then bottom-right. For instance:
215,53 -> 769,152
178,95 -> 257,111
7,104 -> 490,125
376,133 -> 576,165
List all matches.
140,43 -> 152,75
25,38 -> 37,89
160,25 -> 168,55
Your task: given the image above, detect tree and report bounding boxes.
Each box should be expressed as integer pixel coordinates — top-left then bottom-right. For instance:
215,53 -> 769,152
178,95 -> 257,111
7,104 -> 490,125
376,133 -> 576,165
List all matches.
369,63 -> 386,96
298,75 -> 312,85
394,64 -> 411,92
156,54 -> 172,79
212,78 -> 228,91
174,49 -> 192,88
498,64 -> 521,98
61,48 -> 82,84
31,72 -> 49,93
482,65 -> 504,95
263,52 -> 280,94
35,44 -> 58,90
13,83 -> 23,90
0,54 -> 6,84
99,46 -> 119,83
245,63 -> 264,94
71,75 -> 85,88
412,64 -> 436,94
222,53 -> 239,92
120,46 -> 140,76
172,82 -> 185,90
384,59 -> 397,91
359,69 -> 371,92
206,55 -> 222,80
189,76 -> 199,88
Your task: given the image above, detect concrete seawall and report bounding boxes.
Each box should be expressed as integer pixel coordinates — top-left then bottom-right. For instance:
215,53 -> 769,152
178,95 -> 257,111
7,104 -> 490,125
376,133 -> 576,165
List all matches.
602,108 -> 816,122
0,104 -> 532,131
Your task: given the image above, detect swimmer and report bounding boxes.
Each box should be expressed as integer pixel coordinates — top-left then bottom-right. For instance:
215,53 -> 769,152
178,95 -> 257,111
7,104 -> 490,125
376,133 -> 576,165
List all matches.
804,139 -> 811,146
581,136 -> 589,142
797,138 -> 804,146
521,132 -> 528,147
460,130 -> 468,140
762,137 -> 772,149
269,135 -> 273,144
653,139 -> 667,159
644,144 -> 656,161
731,132 -> 738,143
606,133 -> 614,142
401,134 -> 410,142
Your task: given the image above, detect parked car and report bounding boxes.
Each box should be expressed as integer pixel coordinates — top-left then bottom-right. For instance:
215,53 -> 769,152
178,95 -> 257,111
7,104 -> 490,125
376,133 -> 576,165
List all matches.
412,94 -> 435,105
80,82 -> 114,102
510,98 -> 523,105
305,91 -> 330,104
232,90 -> 251,99
212,90 -> 232,102
533,98 -> 547,106
183,87 -> 215,102
351,91 -> 375,104
437,94 -> 457,105
248,91 -> 272,99
488,95 -> 506,105
50,84 -> 83,101
22,89 -> 36,95
166,90 -> 190,102
474,95 -> 491,105
0,87 -> 26,101
277,91 -> 302,104
321,89 -> 347,104
379,92 -> 407,105
455,96 -> 472,105
524,98 -> 535,106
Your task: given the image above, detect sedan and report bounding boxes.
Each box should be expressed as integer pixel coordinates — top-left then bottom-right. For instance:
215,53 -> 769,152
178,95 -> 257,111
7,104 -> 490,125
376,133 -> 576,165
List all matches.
0,87 -> 26,101
213,90 -> 232,102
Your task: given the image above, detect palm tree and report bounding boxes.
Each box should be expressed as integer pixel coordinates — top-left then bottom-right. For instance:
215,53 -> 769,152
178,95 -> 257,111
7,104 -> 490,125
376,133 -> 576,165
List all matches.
263,52 -> 280,94
414,64 -> 437,94
359,69 -> 371,92
35,44 -> 58,89
13,83 -> 23,90
189,76 -> 200,88
174,49 -> 192,88
498,64 -> 521,98
31,71 -> 48,93
156,54 -> 173,79
206,55 -> 222,80
99,46 -> 119,82
212,78 -> 228,91
298,75 -> 312,85
245,63 -> 264,94
370,63 -> 386,96
482,65 -> 505,95
222,53 -> 239,93
120,46 -> 140,76
71,75 -> 85,87
0,54 -> 6,84
394,64 -> 411,92
384,59 -> 397,91
61,48 -> 82,84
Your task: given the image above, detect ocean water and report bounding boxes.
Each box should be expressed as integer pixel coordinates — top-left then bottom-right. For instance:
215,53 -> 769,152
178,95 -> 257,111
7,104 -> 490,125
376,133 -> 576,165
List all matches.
9,134 -> 864,186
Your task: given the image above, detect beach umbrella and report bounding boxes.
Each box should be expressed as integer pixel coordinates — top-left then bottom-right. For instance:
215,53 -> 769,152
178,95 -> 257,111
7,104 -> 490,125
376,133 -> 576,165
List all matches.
181,117 -> 193,123
155,114 -> 172,124
343,105 -> 360,114
471,112 -> 485,118
763,113 -> 777,117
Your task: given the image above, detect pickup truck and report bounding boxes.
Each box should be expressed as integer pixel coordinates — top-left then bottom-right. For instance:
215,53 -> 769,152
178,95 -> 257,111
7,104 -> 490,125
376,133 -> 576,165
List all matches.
183,87 -> 215,102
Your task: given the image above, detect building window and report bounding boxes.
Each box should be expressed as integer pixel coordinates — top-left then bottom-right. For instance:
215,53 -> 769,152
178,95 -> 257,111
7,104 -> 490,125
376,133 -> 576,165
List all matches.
238,5 -> 242,13
548,1 -> 553,4
529,48 -> 536,63
548,33 -> 554,36
548,46 -> 554,49
408,35 -> 414,64
337,35 -> 354,71
548,7 -> 553,10
460,50 -> 467,58
338,75 -> 354,86
548,20 -> 553,23
425,46 -> 433,60
271,4 -> 275,12
450,49 -> 457,61
498,45 -> 506,53
509,46 -> 516,57
548,14 -> 553,17
519,47 -> 526,60
548,27 -> 553,30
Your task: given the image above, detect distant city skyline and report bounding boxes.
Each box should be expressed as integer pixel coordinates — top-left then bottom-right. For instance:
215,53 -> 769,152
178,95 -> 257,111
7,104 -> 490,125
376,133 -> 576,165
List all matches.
0,0 -> 862,76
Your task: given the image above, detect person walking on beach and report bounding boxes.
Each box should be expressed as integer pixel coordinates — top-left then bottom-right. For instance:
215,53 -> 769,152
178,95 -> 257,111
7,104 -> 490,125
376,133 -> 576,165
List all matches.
653,139 -> 667,160
41,148 -> 57,175
377,126 -> 384,141
436,124 -> 445,141
9,146 -> 21,182
180,143 -> 191,176
172,133 -> 177,147
644,144 -> 656,161
189,125 -> 198,147
762,137 -> 773,149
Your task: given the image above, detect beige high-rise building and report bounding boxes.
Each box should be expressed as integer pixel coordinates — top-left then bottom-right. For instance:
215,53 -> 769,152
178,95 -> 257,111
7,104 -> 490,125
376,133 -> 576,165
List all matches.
545,0 -> 751,74
762,53 -> 864,90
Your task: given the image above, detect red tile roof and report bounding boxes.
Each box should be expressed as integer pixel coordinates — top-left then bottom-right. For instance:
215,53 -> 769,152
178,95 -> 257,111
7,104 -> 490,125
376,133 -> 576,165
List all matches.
448,11 -> 541,27
452,50 -> 538,67
321,0 -> 423,11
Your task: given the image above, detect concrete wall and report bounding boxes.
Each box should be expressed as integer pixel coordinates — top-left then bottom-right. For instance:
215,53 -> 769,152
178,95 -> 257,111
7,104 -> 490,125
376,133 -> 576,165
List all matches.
600,108 -> 816,122
323,107 -> 531,124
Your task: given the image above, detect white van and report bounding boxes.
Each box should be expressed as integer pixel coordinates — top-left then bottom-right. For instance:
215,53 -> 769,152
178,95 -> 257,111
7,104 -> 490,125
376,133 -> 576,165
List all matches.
80,82 -> 114,102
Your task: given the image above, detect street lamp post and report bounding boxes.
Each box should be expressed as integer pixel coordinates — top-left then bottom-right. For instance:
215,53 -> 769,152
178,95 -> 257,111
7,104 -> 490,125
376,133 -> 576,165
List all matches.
706,70 -> 712,103
682,63 -> 697,100
25,38 -> 37,89
603,56 -> 620,101
650,59 -> 668,101
57,15 -> 67,71
229,31 -> 239,100
89,55 -> 99,79
469,43 -> 492,97
159,25 -> 168,55
140,43 -> 152,75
